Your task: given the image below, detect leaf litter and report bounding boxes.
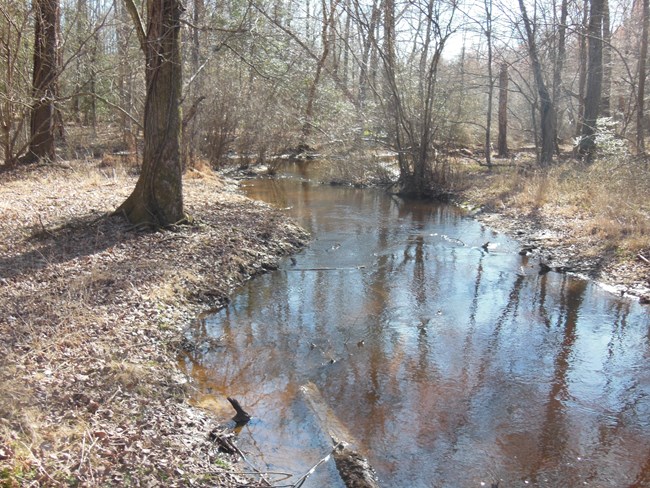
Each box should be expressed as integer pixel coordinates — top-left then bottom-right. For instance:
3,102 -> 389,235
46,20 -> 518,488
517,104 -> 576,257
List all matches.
0,160 -> 309,486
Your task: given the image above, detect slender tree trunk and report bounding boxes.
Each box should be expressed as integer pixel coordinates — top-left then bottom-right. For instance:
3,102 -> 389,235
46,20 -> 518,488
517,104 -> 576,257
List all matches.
553,0 -> 568,150
518,0 -> 556,166
579,0 -> 604,158
576,0 -> 589,137
484,0 -> 494,169
303,0 -> 340,138
637,0 -> 649,153
497,63 -> 509,157
601,0 -> 611,116
184,0 -> 204,167
26,0 -> 60,163
342,1 -> 351,88
116,0 -> 133,150
72,0 -> 87,125
118,0 -> 185,226
357,0 -> 379,110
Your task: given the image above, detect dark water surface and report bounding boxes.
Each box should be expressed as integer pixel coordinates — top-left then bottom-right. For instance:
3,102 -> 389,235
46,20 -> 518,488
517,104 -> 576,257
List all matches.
180,164 -> 650,487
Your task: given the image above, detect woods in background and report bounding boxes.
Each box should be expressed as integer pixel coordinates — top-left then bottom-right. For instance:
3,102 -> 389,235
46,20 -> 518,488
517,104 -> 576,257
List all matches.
1,0 -> 649,199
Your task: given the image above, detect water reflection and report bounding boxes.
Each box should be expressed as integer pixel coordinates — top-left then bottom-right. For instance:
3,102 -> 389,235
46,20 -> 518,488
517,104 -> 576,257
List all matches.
180,170 -> 650,487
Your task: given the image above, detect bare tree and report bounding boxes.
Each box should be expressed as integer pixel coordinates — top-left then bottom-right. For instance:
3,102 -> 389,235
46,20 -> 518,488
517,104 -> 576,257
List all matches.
497,63 -> 509,157
303,0 -> 341,138
601,0 -> 611,116
484,0 -> 494,168
637,0 -> 649,153
518,0 -> 556,166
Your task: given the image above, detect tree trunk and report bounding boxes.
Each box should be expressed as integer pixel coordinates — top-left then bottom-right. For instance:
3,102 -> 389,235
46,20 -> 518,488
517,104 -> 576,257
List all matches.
497,63 -> 509,157
116,0 -> 134,150
518,0 -> 556,166
357,0 -> 379,110
579,0 -> 604,158
601,0 -> 611,116
26,0 -> 60,163
553,0 -> 568,149
484,0 -> 494,169
302,0 -> 340,138
637,0 -> 649,153
117,0 -> 185,226
576,0 -> 589,137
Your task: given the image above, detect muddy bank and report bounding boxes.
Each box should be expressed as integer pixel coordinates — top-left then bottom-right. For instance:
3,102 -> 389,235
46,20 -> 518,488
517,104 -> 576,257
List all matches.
0,161 -> 308,486
466,204 -> 650,303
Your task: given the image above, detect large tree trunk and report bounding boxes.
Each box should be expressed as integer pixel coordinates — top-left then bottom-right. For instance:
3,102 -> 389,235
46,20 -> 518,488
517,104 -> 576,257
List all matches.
26,0 -> 60,163
497,63 -> 509,157
117,0 -> 185,226
579,0 -> 604,158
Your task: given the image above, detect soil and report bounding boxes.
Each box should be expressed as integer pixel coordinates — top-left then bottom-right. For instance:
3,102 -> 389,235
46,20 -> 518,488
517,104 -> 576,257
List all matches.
0,159 -> 308,487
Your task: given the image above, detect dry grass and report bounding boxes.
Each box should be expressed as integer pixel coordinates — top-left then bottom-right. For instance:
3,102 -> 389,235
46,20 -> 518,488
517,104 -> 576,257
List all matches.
459,152 -> 650,295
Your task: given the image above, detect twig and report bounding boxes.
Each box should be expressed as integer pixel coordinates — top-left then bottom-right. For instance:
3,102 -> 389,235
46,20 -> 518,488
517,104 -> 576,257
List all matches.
638,253 -> 650,265
37,214 -> 55,237
286,266 -> 366,271
228,439 -> 272,487
290,442 -> 343,488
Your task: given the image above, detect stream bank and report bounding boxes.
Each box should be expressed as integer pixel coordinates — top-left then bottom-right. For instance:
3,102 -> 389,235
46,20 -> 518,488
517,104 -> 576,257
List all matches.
0,160 -> 308,486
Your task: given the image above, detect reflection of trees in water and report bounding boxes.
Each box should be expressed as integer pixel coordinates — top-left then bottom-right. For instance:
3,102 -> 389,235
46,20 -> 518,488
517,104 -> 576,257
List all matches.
531,276 -> 587,483
181,178 -> 650,486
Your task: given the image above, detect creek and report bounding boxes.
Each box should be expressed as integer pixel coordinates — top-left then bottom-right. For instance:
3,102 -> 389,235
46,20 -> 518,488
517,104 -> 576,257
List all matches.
179,162 -> 650,487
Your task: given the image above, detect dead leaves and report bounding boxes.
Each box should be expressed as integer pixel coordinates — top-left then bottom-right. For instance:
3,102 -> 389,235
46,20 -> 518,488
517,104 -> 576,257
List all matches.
0,160 -> 308,486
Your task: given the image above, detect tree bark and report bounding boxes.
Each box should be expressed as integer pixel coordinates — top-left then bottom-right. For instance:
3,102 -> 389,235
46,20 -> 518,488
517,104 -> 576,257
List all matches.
637,0 -> 649,153
601,0 -> 611,116
553,0 -> 568,148
576,0 -> 589,138
497,63 -> 509,157
25,0 -> 60,163
117,0 -> 185,226
484,0 -> 494,169
579,0 -> 604,158
518,0 -> 556,166
302,0 -> 340,138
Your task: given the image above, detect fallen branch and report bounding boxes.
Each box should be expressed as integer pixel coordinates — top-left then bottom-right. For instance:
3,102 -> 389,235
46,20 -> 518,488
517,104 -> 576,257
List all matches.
638,253 -> 650,265
300,383 -> 380,488
291,442 -> 343,488
286,266 -> 366,271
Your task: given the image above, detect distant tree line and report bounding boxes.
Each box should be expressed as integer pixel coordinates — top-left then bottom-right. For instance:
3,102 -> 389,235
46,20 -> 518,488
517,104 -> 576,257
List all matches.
1,0 -> 648,218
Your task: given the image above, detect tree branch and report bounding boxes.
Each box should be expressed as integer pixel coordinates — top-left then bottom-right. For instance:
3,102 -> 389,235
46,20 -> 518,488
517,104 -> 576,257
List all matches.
123,0 -> 146,54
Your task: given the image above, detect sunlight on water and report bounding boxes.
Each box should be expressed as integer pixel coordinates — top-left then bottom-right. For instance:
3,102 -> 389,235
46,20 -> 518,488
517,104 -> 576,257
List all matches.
180,163 -> 650,487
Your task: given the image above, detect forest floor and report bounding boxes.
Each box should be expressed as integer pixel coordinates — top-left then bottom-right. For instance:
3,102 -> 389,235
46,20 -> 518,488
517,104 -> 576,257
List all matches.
0,158 -> 308,487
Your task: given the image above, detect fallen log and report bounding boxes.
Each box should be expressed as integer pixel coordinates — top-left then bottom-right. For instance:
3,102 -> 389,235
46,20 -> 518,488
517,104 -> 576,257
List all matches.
300,382 -> 380,488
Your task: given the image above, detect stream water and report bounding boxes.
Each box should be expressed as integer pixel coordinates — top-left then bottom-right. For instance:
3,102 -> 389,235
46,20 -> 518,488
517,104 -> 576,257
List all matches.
179,162 -> 650,487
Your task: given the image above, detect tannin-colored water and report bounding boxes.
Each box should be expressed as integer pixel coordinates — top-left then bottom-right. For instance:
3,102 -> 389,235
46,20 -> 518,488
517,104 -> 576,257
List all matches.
179,163 -> 650,487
